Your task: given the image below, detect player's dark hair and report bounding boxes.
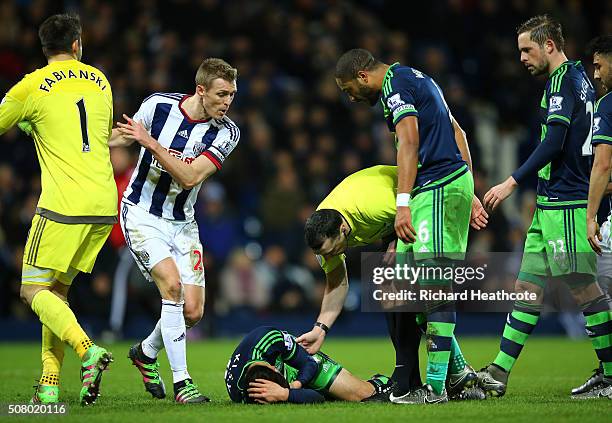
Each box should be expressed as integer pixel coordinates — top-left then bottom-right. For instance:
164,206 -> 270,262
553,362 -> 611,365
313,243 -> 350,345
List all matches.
304,209 -> 343,250
38,13 -> 82,58
516,15 -> 565,52
586,35 -> 612,57
243,364 -> 289,404
335,48 -> 382,82
195,58 -> 238,88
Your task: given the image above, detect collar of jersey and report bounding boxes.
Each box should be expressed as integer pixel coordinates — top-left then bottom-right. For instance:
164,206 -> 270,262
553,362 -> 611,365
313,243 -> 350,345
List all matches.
49,59 -> 78,66
383,62 -> 400,83
178,95 -> 212,124
549,60 -> 579,78
596,91 -> 612,111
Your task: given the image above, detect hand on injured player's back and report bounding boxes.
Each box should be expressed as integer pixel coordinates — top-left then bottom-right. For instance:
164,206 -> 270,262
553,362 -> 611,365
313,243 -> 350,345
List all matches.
117,114 -> 157,150
483,176 -> 517,211
248,379 -> 290,404
296,327 -> 325,355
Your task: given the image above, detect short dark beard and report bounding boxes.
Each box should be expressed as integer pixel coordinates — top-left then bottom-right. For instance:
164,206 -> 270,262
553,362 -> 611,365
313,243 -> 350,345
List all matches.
602,70 -> 612,93
531,65 -> 547,76
362,86 -> 381,106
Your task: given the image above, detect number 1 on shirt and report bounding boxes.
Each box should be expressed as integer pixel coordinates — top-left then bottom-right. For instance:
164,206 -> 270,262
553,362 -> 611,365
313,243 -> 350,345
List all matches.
76,98 -> 90,152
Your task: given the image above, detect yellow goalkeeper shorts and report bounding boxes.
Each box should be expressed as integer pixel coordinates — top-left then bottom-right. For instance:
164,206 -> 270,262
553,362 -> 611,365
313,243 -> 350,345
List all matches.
23,214 -> 112,275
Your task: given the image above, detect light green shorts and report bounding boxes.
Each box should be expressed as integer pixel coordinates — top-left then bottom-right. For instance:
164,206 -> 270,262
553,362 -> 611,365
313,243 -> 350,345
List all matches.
519,201 -> 596,287
397,166 -> 472,259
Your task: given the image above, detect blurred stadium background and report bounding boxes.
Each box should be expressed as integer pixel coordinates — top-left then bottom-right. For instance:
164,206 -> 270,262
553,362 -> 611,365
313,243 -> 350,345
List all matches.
0,0 -> 610,342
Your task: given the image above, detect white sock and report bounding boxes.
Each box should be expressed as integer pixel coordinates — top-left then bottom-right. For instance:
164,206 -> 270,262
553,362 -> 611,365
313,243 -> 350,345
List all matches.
142,319 -> 163,359
160,299 -> 190,383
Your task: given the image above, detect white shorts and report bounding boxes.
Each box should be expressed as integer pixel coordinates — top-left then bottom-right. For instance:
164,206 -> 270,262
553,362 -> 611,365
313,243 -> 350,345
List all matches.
597,216 -> 612,278
120,201 -> 205,287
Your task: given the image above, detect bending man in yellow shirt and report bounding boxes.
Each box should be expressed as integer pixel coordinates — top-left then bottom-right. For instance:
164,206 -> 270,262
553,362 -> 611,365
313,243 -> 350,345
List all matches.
298,165 -> 487,401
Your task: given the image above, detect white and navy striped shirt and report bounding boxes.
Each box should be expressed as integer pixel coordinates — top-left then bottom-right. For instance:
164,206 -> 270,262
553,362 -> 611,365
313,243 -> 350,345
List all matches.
123,92 -> 240,221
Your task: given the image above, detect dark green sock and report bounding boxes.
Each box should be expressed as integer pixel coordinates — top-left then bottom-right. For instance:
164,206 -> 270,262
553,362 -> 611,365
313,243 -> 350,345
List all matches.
425,314 -> 455,394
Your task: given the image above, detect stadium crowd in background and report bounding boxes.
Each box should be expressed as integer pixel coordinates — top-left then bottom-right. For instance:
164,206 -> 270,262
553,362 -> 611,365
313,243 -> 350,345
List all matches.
0,0 -> 609,337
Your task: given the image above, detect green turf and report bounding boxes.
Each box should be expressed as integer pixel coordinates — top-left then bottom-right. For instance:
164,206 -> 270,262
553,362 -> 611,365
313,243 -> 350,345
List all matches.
0,336 -> 610,422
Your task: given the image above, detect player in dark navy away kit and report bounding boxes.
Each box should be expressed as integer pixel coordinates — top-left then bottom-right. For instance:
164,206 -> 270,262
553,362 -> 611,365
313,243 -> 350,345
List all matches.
479,16 -> 612,399
575,35 -> 612,400
225,326 -> 394,404
109,58 -> 240,403
329,48 -> 487,405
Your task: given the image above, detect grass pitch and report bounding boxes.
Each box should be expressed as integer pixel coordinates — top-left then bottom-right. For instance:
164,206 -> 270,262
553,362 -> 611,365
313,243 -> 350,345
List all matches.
0,336 -> 609,422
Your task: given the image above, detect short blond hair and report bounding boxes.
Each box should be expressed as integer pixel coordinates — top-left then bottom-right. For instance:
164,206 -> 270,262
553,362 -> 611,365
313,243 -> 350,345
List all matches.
195,58 -> 237,88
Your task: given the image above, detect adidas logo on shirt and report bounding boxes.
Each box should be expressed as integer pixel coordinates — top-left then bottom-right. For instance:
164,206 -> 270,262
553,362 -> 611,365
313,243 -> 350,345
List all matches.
177,129 -> 189,138
173,332 -> 186,342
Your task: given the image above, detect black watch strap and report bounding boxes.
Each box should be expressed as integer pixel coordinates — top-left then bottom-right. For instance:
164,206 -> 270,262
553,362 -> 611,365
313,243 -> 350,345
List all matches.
314,322 -> 329,334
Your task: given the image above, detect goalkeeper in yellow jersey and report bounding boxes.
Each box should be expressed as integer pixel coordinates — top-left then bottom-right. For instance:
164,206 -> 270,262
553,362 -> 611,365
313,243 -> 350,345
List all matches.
0,14 -> 117,406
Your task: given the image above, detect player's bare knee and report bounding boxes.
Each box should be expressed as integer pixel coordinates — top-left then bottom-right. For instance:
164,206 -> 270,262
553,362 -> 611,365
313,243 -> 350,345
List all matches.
167,283 -> 182,302
184,315 -> 201,328
51,282 -> 70,302
158,280 -> 182,302
19,285 -> 31,305
184,306 -> 203,327
19,284 -> 46,306
570,282 -> 603,306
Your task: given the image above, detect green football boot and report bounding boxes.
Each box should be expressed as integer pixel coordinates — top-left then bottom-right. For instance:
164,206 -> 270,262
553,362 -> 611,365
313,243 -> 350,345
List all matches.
30,384 -> 59,404
128,343 -> 166,399
79,345 -> 113,406
174,379 -> 210,404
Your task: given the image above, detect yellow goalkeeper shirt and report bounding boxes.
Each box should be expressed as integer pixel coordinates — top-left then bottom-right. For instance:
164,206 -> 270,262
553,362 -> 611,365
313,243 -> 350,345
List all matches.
316,165 -> 397,273
0,59 -> 117,223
